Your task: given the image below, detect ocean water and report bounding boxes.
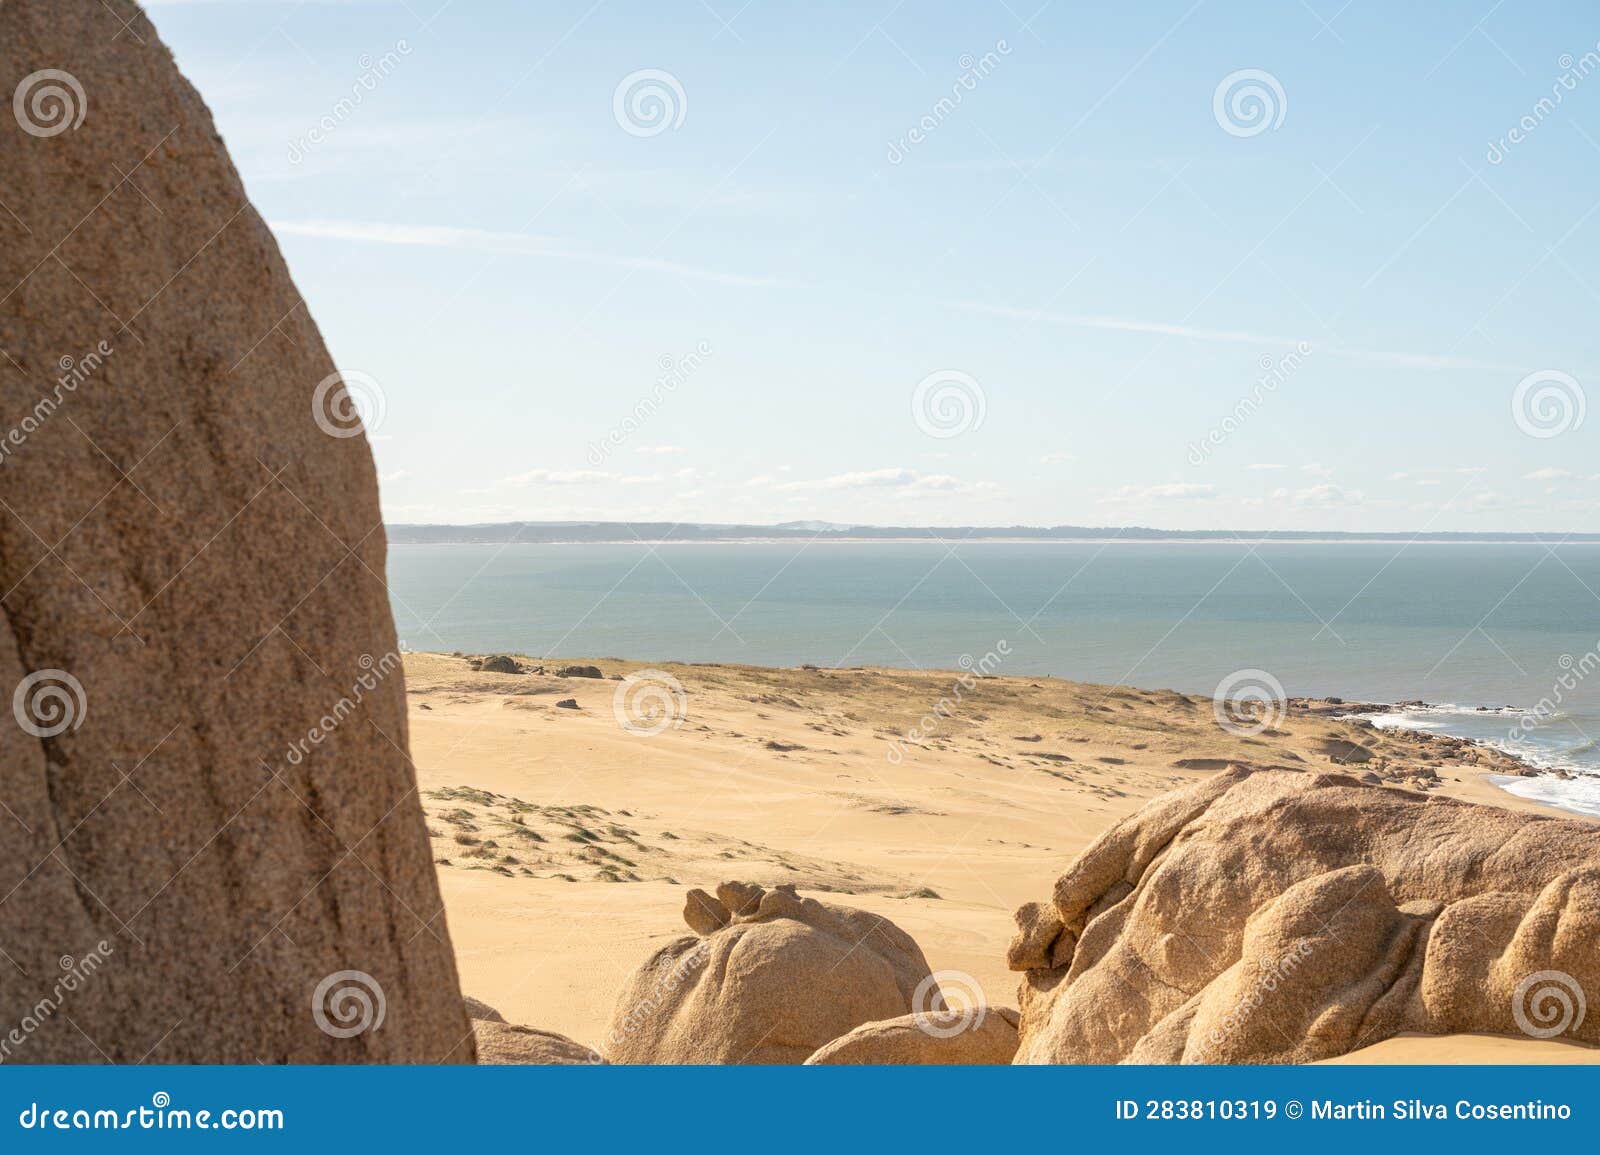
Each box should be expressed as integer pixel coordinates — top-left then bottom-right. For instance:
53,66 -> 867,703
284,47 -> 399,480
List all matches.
385,541 -> 1600,815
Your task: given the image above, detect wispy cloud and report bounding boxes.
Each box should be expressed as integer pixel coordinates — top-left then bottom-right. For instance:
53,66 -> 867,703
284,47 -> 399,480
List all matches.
1106,482 -> 1217,501
269,218 -> 791,287
779,467 -> 996,497
946,300 -> 1536,372
486,469 -> 653,489
1270,483 -> 1363,507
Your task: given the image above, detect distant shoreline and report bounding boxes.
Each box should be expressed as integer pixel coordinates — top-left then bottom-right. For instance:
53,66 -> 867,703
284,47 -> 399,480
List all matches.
385,520 -> 1600,546
388,534 -> 1600,547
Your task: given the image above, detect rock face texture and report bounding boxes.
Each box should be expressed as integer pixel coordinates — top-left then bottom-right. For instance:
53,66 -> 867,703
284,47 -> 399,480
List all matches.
473,1021 -> 604,1065
805,1007 -> 1021,1065
0,1 -> 470,1061
462,996 -> 506,1024
1010,769 -> 1600,1063
605,882 -> 937,1064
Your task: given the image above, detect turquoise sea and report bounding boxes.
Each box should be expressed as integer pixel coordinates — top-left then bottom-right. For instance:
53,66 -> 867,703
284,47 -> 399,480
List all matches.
386,541 -> 1600,816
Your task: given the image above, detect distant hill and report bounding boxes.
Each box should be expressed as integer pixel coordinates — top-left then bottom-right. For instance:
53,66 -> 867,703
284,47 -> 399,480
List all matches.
385,521 -> 1600,544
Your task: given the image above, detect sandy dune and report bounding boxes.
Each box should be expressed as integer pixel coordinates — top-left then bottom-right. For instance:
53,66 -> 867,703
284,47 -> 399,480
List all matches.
404,652 -> 1596,1062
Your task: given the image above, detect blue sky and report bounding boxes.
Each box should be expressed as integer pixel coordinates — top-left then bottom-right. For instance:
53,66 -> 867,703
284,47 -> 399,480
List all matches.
146,0 -> 1600,531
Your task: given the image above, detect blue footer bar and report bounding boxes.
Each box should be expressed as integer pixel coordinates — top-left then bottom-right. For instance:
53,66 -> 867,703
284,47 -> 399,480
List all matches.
0,1065 -> 1589,1150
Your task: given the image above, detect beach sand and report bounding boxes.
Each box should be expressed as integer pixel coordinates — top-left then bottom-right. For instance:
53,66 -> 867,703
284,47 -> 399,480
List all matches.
404,652 -> 1599,1063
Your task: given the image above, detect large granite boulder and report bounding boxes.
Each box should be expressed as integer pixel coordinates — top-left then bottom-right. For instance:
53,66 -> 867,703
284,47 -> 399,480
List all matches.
605,881 -> 937,1063
473,1021 -> 604,1065
805,1007 -> 1021,1065
1010,768 -> 1600,1063
0,0 -> 469,1061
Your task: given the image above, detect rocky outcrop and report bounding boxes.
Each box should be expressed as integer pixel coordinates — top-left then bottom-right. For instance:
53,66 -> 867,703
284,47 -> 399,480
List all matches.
1010,768 -> 1600,1063
0,0 -> 468,1061
805,1007 -> 1020,1065
473,1021 -> 604,1065
463,996 -> 506,1024
604,882 -> 937,1064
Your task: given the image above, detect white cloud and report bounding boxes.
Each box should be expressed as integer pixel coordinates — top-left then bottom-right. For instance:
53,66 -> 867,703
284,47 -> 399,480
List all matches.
779,468 -> 995,497
1107,483 -> 1217,501
1524,467 -> 1576,481
1270,483 -> 1362,507
268,218 -> 789,287
478,469 -> 679,491
1302,463 -> 1335,479
1040,451 -> 1074,464
1248,463 -> 1286,471
945,301 -> 1535,371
